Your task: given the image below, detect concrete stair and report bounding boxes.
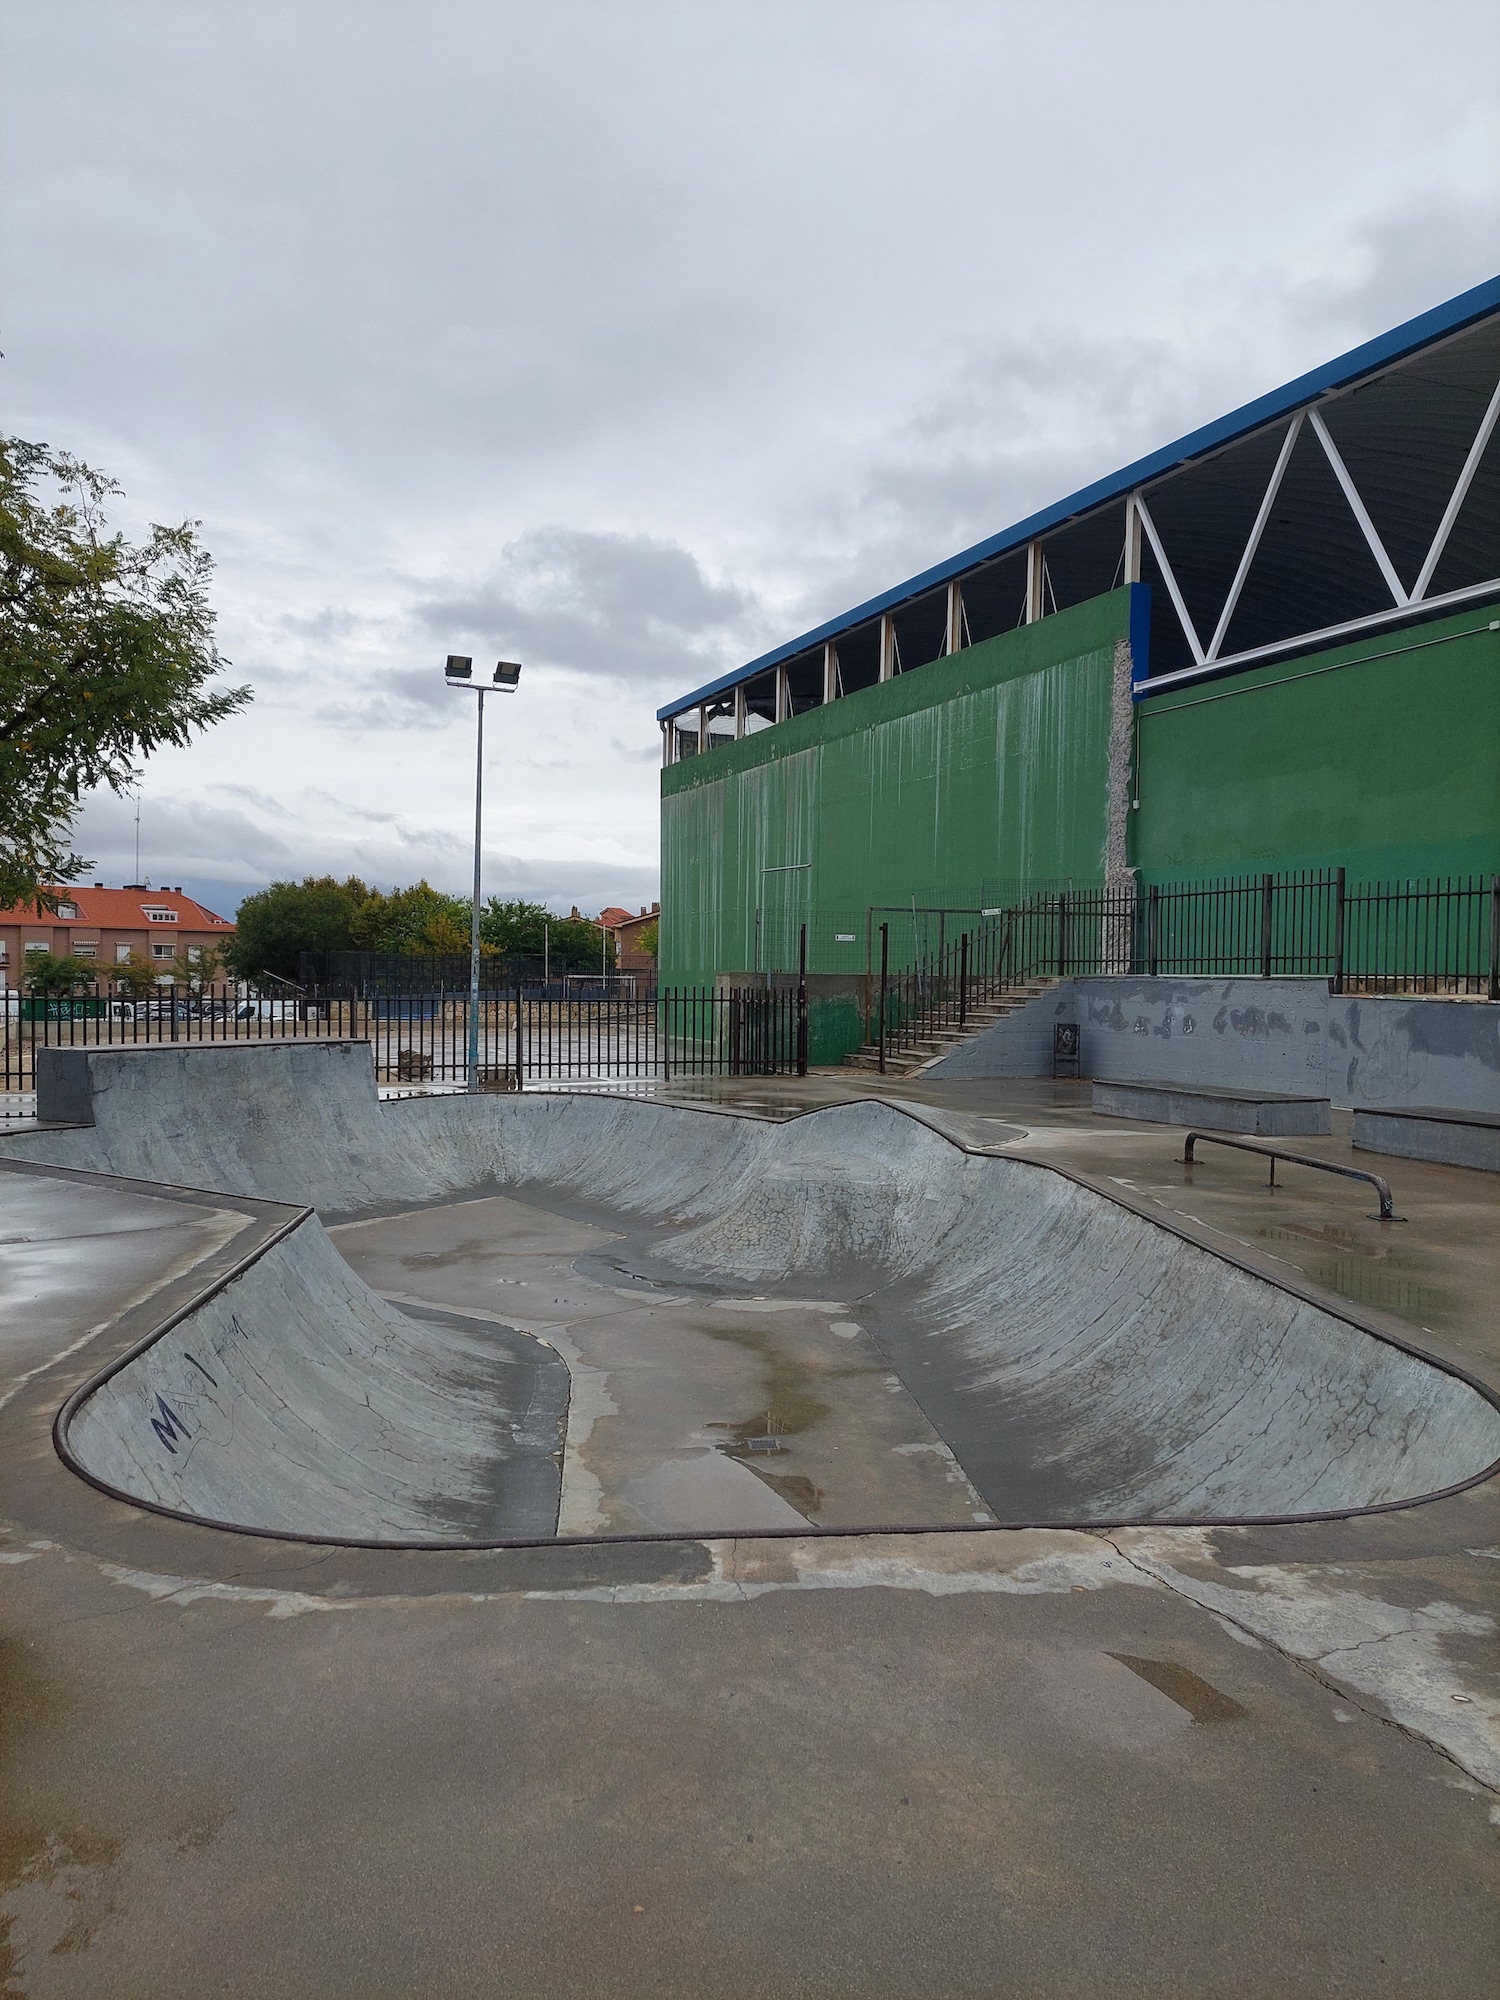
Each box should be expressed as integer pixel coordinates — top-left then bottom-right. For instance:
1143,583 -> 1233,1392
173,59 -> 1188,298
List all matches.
841,978 -> 1055,1076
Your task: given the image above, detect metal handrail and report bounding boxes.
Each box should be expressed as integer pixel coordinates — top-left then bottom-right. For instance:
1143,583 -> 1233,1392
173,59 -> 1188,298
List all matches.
1182,1131 -> 1397,1220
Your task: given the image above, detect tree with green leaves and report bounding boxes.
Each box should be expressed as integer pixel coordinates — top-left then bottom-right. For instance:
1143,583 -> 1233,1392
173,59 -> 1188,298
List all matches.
479,897 -> 550,958
21,950 -> 96,997
169,942 -> 224,991
0,435 -> 251,910
351,881 -> 473,956
480,897 -> 604,972
227,876 -> 375,983
112,951 -> 162,999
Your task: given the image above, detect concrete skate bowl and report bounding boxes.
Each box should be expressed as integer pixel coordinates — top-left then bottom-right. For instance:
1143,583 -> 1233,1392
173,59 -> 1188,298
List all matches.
10,1041 -> 1500,1547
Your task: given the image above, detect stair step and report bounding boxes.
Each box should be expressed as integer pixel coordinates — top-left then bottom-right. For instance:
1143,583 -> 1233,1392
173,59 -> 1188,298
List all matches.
840,977 -> 1057,1069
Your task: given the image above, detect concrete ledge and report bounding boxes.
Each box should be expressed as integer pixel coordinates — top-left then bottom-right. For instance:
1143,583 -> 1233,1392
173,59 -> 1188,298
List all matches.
35,1039 -> 372,1128
1352,1104 -> 1500,1173
1092,1078 -> 1332,1136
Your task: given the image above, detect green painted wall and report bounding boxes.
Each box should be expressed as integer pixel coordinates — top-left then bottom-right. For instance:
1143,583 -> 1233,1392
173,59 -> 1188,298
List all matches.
1134,606 -> 1500,882
659,590 -> 1131,989
660,585 -> 1499,1065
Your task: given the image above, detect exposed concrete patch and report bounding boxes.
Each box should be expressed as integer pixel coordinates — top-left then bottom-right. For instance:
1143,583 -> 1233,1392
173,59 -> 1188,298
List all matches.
98,1560 -> 361,1620
1110,1526 -> 1500,1791
63,1530 -> 1155,1623
520,1531 -> 1148,1604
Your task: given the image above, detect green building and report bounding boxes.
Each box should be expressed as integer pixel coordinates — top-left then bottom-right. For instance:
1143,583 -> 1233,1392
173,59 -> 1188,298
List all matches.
658,278 -> 1500,1059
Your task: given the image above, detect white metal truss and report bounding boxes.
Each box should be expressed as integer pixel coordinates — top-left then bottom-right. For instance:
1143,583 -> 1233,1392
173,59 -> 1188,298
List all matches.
1205,414 -> 1303,660
1133,492 -> 1205,665
1141,365 -> 1500,694
1413,369 -> 1500,601
662,339 -> 1500,751
1147,576 -> 1500,694
1306,407 -> 1408,605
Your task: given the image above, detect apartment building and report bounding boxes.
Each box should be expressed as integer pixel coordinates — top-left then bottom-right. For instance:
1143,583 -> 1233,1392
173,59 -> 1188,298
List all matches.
0,885 -> 235,989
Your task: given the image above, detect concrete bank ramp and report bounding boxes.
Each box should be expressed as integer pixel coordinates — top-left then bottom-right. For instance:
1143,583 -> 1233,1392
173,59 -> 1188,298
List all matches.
12,1042 -> 1500,1536
62,1213 -> 567,1540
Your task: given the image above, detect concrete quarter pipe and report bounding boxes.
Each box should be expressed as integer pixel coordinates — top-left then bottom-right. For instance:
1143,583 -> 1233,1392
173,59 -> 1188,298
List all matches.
6,1041 -> 1498,1543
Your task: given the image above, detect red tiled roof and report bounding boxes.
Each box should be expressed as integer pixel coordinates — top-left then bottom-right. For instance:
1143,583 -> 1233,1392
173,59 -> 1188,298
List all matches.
0,887 -> 234,929
596,906 -> 634,930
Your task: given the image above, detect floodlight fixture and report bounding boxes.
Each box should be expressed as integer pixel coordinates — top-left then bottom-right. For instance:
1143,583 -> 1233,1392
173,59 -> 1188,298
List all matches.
492,660 -> 521,689
445,654 -> 473,681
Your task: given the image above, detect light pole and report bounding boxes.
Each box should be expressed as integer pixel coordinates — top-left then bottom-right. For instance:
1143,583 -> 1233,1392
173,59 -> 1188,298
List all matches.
445,655 -> 522,1091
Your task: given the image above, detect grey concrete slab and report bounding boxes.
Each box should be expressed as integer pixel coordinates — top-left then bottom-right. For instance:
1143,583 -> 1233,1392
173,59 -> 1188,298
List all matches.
1092,1076 -> 1332,1135
2,1526 -> 1500,2000
331,1193 -> 990,1537
66,1217 -> 570,1542
1354,1103 -> 1500,1171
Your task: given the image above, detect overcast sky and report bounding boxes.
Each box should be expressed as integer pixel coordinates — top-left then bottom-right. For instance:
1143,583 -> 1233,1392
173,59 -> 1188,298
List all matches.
4,1 -> 1498,919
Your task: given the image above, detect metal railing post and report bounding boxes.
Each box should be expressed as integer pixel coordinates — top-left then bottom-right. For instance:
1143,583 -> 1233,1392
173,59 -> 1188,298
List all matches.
1056,892 -> 1069,978
959,932 -> 969,1026
1333,866 -> 1346,994
877,923 -> 889,1075
1261,872 -> 1274,978
514,979 -> 524,1090
1490,874 -> 1500,1005
1147,883 -> 1160,979
796,924 -> 809,1077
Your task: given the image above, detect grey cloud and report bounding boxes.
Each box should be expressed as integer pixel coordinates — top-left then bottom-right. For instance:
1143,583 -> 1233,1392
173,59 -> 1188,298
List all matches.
314,526 -> 770,731
415,526 -> 765,682
72,785 -> 657,917
311,676 -> 458,733
279,607 -> 363,641
1285,191 -> 1500,345
768,330 -> 1226,627
220,784 -> 298,819
71,792 -> 299,883
8,5 -> 1495,912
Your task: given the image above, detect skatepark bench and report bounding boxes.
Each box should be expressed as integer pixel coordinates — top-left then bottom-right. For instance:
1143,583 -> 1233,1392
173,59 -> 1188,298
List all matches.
1091,1078 -> 1331,1137
1352,1104 -> 1500,1174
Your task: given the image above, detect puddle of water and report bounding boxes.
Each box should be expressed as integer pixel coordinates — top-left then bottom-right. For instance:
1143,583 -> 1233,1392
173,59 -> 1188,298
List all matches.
1109,1655 -> 1245,1723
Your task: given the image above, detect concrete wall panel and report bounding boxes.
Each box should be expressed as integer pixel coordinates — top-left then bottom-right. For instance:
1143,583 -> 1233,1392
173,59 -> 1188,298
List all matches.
929,978 -> 1500,1116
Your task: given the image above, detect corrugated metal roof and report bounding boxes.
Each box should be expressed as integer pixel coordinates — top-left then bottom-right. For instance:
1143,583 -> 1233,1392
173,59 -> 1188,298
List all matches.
658,271 -> 1500,720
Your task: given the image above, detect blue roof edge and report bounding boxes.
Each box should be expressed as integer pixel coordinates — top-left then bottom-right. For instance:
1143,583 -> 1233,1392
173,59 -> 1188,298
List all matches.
657,271 -> 1500,721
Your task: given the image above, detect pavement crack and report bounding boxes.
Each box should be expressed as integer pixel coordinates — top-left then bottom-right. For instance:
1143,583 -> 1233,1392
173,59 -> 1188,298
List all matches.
1097,1533 -> 1499,1798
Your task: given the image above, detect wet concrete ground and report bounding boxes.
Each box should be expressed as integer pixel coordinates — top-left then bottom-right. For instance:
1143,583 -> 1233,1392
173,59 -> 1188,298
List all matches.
1,1081 -> 1499,1993
331,1191 -> 989,1536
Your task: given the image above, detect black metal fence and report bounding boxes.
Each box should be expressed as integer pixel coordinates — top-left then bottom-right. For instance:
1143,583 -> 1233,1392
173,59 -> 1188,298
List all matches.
868,915 -> 1022,1070
298,949 -> 542,994
0,986 -> 801,1095
862,869 -> 1500,1070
